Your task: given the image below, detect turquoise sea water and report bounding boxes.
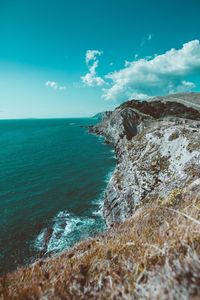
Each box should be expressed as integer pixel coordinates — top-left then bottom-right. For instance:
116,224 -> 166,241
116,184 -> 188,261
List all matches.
0,118 -> 115,274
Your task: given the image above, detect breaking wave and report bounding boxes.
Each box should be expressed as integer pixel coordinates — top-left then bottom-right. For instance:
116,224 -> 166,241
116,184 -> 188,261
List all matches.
34,169 -> 114,255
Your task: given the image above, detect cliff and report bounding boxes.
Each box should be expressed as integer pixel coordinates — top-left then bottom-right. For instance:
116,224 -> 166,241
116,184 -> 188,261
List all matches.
89,94 -> 200,226
1,93 -> 200,299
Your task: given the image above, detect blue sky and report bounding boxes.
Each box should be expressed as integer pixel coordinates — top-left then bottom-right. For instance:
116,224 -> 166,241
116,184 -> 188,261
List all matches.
0,0 -> 200,118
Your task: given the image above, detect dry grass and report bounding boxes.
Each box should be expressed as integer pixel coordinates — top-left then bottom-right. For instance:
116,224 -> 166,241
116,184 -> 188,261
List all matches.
1,181 -> 200,300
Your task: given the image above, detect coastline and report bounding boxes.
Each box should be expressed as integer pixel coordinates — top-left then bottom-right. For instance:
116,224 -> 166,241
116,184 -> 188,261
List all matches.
0,118 -> 115,276
32,128 -> 116,262
1,93 -> 200,299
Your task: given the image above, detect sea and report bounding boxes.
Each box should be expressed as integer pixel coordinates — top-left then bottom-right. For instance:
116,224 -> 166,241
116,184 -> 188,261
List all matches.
0,118 -> 115,275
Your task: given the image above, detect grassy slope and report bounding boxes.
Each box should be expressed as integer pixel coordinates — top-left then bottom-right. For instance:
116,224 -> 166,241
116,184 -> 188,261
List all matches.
1,180 -> 200,299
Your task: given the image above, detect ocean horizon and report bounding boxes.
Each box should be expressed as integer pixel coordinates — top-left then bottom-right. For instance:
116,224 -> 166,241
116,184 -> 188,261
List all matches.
0,118 -> 115,274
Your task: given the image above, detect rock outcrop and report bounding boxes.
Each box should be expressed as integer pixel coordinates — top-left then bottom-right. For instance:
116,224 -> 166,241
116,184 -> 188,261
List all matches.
89,93 -> 200,225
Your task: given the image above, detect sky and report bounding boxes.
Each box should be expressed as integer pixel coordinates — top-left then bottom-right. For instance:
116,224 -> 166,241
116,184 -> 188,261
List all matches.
0,0 -> 200,118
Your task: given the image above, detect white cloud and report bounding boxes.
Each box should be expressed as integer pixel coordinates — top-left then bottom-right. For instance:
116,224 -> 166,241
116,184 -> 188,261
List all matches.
103,40 -> 200,101
85,50 -> 102,64
81,50 -> 105,87
169,80 -> 196,94
129,92 -> 151,100
148,34 -> 153,41
46,81 -> 66,90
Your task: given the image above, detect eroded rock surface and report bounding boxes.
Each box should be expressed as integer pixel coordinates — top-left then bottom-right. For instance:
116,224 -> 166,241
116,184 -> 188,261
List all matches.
90,94 -> 200,225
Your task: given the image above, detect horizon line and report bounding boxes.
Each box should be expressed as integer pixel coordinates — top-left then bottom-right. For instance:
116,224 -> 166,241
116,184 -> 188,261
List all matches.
0,116 -> 95,120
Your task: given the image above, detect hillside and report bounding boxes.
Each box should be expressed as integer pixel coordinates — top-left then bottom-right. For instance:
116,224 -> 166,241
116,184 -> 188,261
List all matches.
151,92 -> 200,111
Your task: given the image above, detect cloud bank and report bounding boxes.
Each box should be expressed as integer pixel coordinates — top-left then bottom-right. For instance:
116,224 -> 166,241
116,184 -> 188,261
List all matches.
81,50 -> 105,87
103,40 -> 200,101
80,41 -> 200,101
46,81 -> 66,90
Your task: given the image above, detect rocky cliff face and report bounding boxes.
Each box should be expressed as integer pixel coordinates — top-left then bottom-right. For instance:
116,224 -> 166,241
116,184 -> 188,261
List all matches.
89,93 -> 200,226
